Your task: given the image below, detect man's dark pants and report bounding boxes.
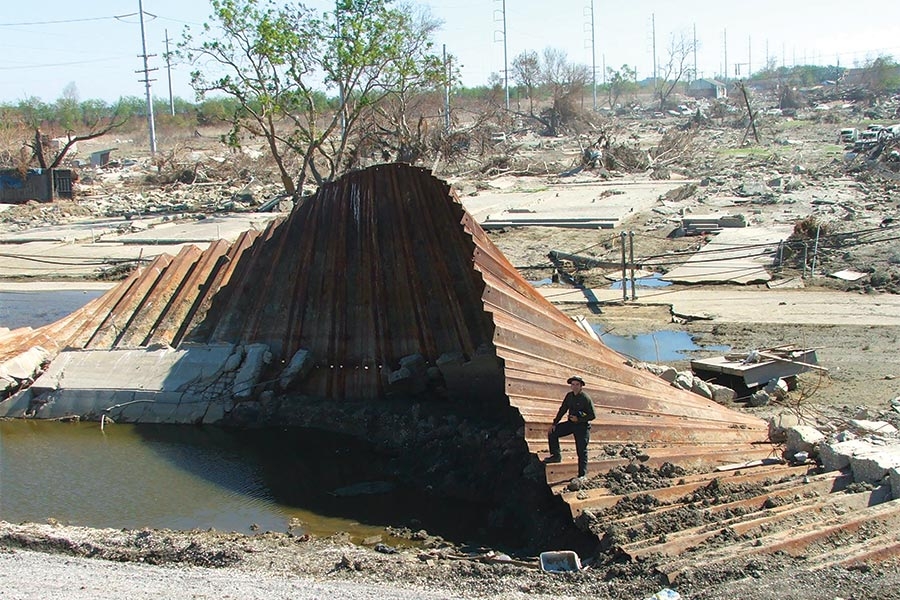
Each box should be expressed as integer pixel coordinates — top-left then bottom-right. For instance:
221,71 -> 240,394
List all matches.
548,421 -> 590,477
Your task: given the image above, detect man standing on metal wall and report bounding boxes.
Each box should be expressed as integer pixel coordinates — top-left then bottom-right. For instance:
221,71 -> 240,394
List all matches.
544,375 -> 596,478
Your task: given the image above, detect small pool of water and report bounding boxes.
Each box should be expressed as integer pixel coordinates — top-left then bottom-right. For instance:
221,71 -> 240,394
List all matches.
592,326 -> 730,363
610,273 -> 672,290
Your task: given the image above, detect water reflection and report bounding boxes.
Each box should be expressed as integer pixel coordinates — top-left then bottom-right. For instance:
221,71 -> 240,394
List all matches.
0,421 -> 492,544
592,326 -> 730,363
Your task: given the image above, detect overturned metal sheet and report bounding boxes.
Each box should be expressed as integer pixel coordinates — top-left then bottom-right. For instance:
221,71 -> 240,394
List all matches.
0,163 -> 766,446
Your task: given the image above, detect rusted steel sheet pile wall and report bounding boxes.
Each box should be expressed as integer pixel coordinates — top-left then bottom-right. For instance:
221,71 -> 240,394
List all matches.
2,163 -> 765,447
5,163 -> 900,567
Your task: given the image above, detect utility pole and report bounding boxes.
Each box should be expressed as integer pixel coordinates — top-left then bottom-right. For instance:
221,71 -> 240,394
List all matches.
443,44 -> 451,132
137,0 -> 157,154
748,35 -> 751,77
587,0 -> 597,111
651,13 -> 657,84
723,28 -> 728,84
164,28 -> 175,116
494,0 -> 509,110
693,23 -> 698,82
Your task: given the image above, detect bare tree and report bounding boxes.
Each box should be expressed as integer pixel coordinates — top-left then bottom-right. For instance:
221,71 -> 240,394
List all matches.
541,48 -> 590,135
656,32 -> 696,110
511,50 -> 540,114
24,99 -> 127,170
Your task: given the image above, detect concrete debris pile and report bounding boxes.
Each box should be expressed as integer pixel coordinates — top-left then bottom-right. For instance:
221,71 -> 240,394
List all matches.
0,159 -> 290,234
772,411 -> 900,500
628,360 -> 736,402
0,345 -> 51,400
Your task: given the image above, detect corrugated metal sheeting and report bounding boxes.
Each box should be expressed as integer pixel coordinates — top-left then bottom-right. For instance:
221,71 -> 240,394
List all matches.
0,163 -> 765,445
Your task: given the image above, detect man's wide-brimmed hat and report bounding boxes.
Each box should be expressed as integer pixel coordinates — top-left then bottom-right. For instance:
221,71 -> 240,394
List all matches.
566,375 -> 585,386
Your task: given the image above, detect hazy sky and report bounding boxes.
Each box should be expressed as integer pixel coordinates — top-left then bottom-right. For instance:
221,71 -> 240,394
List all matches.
1,1 -> 898,104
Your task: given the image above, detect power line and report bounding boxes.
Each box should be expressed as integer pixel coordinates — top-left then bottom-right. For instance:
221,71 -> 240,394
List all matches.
0,57 -> 129,71
0,15 -> 134,27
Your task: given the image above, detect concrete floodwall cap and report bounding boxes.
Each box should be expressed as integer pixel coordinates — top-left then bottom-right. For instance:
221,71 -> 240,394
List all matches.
567,375 -> 585,386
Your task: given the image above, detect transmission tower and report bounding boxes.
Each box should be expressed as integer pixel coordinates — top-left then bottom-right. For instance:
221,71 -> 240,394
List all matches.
585,0 -> 597,111
494,0 -> 509,110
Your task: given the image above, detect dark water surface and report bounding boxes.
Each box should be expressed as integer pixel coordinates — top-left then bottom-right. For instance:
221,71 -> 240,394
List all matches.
0,421 -> 488,542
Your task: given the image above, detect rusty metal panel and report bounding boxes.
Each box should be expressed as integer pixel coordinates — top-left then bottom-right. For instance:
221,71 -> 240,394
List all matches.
5,163 -> 768,438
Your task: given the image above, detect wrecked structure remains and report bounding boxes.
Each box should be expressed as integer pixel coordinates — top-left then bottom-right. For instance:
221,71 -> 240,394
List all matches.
2,163 -> 899,563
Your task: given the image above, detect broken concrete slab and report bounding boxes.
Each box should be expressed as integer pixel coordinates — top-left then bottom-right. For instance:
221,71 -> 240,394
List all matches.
692,349 -> 819,392
0,214 -> 280,278
663,226 -> 793,285
460,179 -> 693,228
829,269 -> 868,282
0,343 -> 263,424
819,438 -> 871,472
849,419 -> 898,436
0,346 -> 50,381
786,425 -> 826,457
819,435 -> 900,488
849,448 -> 900,486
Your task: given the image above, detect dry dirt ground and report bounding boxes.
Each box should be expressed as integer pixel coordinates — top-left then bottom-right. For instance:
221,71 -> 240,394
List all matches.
3,111 -> 900,598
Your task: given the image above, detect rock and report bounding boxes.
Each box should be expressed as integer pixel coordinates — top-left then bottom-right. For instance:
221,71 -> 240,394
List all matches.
737,181 -> 769,197
387,364 -> 427,395
673,371 -> 693,391
645,363 -> 677,383
763,378 -> 788,400
890,467 -> 900,500
691,378 -> 713,399
767,411 -> 802,441
233,344 -> 271,399
709,383 -> 736,402
279,348 -> 313,389
748,389 -> 770,407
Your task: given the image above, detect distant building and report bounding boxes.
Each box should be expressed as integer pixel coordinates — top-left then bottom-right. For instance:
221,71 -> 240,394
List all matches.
688,79 -> 728,99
